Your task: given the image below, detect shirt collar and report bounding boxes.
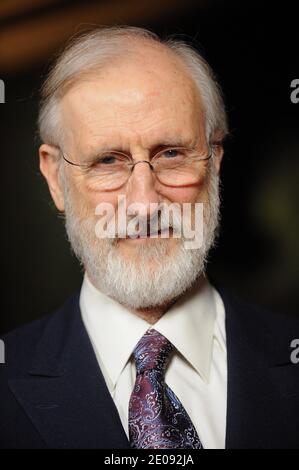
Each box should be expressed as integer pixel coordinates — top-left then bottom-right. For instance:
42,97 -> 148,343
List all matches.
80,273 -> 219,391
80,274 -> 150,391
153,277 -> 217,382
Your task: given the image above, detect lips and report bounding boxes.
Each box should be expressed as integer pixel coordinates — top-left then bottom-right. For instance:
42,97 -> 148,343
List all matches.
126,227 -> 173,239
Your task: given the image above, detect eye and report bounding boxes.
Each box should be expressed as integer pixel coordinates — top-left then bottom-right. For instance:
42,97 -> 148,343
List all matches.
97,155 -> 118,165
88,153 -> 129,172
91,154 -> 127,168
162,149 -> 181,158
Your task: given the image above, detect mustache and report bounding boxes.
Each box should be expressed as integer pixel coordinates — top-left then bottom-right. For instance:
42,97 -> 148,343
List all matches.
106,206 -> 184,239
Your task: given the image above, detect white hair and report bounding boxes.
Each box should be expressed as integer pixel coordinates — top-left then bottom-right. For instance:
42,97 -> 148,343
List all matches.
38,25 -> 228,146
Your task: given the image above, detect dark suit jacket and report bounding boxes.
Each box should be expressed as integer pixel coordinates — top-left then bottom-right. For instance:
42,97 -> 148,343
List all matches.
0,283 -> 299,449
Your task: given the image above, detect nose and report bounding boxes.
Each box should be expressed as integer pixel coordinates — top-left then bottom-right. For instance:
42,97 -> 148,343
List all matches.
125,158 -> 161,219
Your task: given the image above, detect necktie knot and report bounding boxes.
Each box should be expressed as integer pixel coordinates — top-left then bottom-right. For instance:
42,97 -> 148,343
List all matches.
133,329 -> 174,375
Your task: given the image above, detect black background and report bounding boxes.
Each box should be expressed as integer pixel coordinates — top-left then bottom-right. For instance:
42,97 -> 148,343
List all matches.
1,0 -> 298,334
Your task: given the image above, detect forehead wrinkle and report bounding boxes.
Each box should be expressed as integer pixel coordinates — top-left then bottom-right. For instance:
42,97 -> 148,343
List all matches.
63,63 -> 200,119
87,90 -> 187,128
77,93 -> 198,141
83,92 -> 200,144
63,105 -> 202,157
86,125 -> 198,158
100,77 -> 199,114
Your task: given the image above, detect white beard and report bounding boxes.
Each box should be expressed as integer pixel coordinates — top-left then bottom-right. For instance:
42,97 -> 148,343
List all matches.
62,163 -> 221,309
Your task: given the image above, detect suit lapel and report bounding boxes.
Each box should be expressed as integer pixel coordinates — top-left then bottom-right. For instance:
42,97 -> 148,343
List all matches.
225,303 -> 275,449
219,285 -> 299,449
8,294 -> 130,449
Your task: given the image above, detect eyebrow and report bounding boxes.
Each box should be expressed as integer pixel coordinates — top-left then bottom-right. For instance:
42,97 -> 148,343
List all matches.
88,138 -> 198,159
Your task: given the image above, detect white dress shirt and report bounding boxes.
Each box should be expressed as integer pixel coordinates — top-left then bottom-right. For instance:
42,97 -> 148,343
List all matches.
80,273 -> 227,449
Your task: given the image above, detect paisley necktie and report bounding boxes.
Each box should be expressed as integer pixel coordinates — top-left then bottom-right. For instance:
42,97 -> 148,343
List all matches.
128,328 -> 203,449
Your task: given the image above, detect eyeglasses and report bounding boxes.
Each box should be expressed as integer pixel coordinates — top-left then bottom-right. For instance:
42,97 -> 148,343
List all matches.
61,145 -> 214,190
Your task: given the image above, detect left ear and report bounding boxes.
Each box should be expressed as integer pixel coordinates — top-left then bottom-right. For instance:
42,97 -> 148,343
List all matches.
213,144 -> 224,175
39,143 -> 65,211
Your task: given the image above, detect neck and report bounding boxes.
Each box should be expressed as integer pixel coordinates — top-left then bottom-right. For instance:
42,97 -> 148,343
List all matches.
130,300 -> 177,325
128,274 -> 206,325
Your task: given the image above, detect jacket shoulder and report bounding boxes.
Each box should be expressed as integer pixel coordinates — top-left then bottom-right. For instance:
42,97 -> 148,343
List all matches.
0,292 -> 81,449
212,279 -> 299,362
0,292 -> 80,378
213,278 -> 299,327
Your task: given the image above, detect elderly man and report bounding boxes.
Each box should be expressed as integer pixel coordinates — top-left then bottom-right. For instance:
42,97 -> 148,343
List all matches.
0,26 -> 298,450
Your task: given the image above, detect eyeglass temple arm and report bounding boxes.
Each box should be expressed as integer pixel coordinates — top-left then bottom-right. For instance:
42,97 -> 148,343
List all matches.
61,152 -> 86,167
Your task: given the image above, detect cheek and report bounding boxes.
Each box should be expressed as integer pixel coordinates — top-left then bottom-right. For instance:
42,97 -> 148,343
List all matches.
160,181 -> 209,204
156,165 -> 211,204
72,176 -> 119,214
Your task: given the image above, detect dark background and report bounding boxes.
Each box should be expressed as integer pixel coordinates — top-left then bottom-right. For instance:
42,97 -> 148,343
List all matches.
0,0 -> 298,334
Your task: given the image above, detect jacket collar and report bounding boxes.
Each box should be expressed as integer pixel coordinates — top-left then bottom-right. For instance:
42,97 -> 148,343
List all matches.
9,293 -> 130,449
